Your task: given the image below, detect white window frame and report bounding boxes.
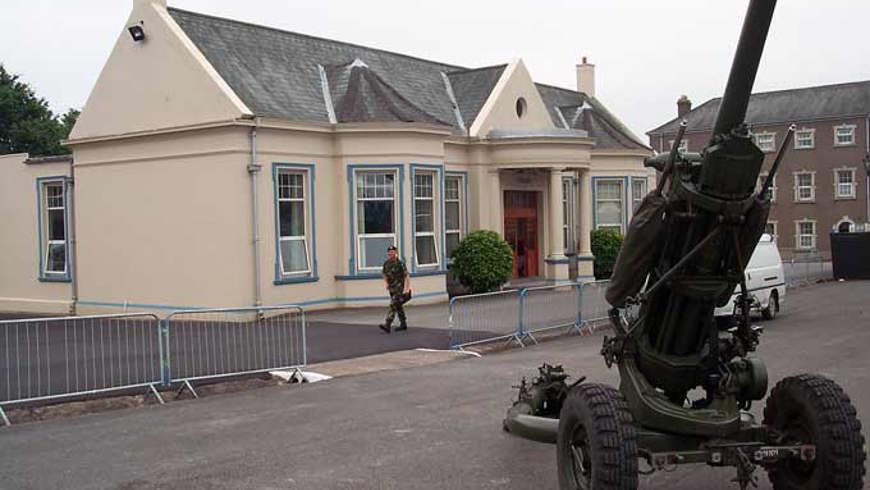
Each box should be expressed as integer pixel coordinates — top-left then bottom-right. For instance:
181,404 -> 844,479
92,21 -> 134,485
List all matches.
795,219 -> 817,250
834,168 -> 857,199
765,221 -> 778,242
668,139 -> 688,153
794,128 -> 815,149
444,174 -> 465,260
276,169 -> 312,277
757,172 -> 776,202
631,177 -> 648,213
594,178 -> 625,233
413,170 -> 439,268
355,169 -> 399,272
754,131 -> 776,153
833,124 -> 856,146
793,171 -> 815,202
41,180 -> 68,277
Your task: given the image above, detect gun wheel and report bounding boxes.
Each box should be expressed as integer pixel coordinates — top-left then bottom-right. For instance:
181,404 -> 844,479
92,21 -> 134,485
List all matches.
764,374 -> 866,490
556,383 -> 638,490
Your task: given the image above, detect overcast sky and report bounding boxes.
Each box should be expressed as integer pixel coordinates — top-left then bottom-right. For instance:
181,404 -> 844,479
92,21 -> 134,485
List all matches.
2,0 -> 869,140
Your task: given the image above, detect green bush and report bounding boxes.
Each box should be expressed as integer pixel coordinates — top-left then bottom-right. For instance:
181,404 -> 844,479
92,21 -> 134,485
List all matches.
449,230 -> 513,294
591,228 -> 623,279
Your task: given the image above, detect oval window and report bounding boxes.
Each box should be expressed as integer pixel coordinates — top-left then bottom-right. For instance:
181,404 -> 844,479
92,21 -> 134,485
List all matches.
516,97 -> 527,118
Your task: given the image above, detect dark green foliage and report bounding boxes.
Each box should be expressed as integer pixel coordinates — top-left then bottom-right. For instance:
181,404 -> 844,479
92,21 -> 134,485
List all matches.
591,228 -> 623,279
0,65 -> 77,156
449,230 -> 513,294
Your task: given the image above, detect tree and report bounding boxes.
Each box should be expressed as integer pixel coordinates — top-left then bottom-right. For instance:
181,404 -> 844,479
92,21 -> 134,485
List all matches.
591,228 -> 624,279
0,64 -> 75,156
449,230 -> 514,294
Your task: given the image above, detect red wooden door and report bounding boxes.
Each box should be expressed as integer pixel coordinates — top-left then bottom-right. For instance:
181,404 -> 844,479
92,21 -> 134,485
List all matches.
504,191 -> 539,278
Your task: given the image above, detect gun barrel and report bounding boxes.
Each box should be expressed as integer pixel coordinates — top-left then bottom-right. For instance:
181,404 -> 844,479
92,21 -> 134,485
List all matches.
712,0 -> 777,136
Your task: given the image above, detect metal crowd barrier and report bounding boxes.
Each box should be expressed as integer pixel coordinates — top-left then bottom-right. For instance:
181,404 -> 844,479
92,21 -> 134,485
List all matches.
449,290 -> 523,349
784,259 -> 832,288
579,280 -> 612,334
165,305 -> 306,397
0,313 -> 163,425
520,283 -> 584,343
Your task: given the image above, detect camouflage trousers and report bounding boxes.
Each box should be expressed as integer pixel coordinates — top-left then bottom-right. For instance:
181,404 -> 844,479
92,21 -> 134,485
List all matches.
384,293 -> 407,327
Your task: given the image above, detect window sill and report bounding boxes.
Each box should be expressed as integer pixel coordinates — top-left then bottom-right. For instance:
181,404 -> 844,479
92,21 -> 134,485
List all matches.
794,200 -> 815,204
335,273 -> 382,281
38,275 -> 71,283
833,143 -> 856,148
274,275 -> 319,285
410,269 -> 446,277
834,196 -> 857,201
793,146 -> 814,150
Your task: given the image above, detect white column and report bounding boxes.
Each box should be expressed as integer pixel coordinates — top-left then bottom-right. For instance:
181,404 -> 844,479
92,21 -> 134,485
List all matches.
577,169 -> 595,280
549,168 -> 566,259
489,169 -> 503,234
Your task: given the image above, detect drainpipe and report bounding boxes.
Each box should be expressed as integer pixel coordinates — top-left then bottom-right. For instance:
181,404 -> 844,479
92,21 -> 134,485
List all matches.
68,159 -> 78,315
248,119 -> 263,307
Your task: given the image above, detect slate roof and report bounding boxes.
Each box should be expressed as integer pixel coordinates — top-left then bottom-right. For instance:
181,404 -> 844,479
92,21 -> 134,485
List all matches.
168,7 -> 647,150
648,80 -> 870,135
537,84 -> 649,150
446,65 -> 506,130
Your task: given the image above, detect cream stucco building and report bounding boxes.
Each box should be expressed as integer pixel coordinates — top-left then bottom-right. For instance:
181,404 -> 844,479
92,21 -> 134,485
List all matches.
0,0 -> 653,315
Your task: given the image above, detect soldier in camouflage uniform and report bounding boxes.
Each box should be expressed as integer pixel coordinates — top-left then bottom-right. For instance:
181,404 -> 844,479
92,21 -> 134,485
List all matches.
379,245 -> 410,333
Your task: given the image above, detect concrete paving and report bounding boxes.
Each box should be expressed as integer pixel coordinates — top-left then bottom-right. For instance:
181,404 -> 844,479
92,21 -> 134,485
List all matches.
1,280 -> 869,489
307,301 -> 452,329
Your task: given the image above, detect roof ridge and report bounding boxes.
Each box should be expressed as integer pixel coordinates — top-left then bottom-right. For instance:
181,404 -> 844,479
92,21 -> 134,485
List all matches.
743,79 -> 870,99
535,82 -> 582,96
646,97 -> 721,135
167,7 -> 465,71
445,64 -> 508,76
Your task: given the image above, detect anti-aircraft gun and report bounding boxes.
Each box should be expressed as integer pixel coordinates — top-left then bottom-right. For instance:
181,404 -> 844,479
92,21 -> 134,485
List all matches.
503,1 -> 866,488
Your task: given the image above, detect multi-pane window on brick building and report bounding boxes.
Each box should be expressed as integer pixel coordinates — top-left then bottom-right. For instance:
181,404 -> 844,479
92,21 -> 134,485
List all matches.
757,173 -> 776,201
834,124 -> 856,146
794,129 -> 815,149
794,172 -> 815,202
754,132 -> 776,152
834,169 -> 856,199
765,221 -> 777,241
795,220 -> 817,250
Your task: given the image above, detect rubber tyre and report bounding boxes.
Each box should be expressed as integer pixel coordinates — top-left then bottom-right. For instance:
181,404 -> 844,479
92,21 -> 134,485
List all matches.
556,383 -> 638,490
763,374 -> 866,490
762,291 -> 779,320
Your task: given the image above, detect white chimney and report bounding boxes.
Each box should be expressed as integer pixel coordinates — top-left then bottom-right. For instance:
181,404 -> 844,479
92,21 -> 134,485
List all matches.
576,56 -> 595,97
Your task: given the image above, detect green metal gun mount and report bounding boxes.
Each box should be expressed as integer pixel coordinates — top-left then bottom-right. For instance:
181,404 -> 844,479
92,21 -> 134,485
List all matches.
503,2 -> 866,489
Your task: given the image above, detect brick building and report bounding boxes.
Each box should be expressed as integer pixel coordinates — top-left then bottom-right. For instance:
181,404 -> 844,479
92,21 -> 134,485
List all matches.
648,81 -> 870,259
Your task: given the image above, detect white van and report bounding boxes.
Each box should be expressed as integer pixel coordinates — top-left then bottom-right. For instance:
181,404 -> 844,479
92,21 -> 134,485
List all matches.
715,233 -> 785,323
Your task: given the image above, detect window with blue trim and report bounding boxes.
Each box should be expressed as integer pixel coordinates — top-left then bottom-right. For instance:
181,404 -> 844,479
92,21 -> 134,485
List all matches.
595,178 -> 624,233
414,171 -> 439,267
444,175 -> 464,258
276,169 -> 311,276
631,178 -> 647,213
39,179 -> 69,278
356,170 -> 398,270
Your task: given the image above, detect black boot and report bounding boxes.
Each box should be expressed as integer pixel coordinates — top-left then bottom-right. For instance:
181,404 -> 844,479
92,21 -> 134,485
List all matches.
395,321 -> 407,332
379,323 -> 392,334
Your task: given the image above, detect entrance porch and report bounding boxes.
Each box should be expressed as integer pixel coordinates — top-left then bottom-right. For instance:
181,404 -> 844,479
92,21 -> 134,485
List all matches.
494,168 -> 595,283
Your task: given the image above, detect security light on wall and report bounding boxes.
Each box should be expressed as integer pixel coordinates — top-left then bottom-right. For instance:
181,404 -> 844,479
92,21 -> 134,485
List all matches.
128,23 -> 146,42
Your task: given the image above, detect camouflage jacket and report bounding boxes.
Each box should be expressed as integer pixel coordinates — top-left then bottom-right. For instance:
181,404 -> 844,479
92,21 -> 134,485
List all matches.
382,258 -> 407,294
